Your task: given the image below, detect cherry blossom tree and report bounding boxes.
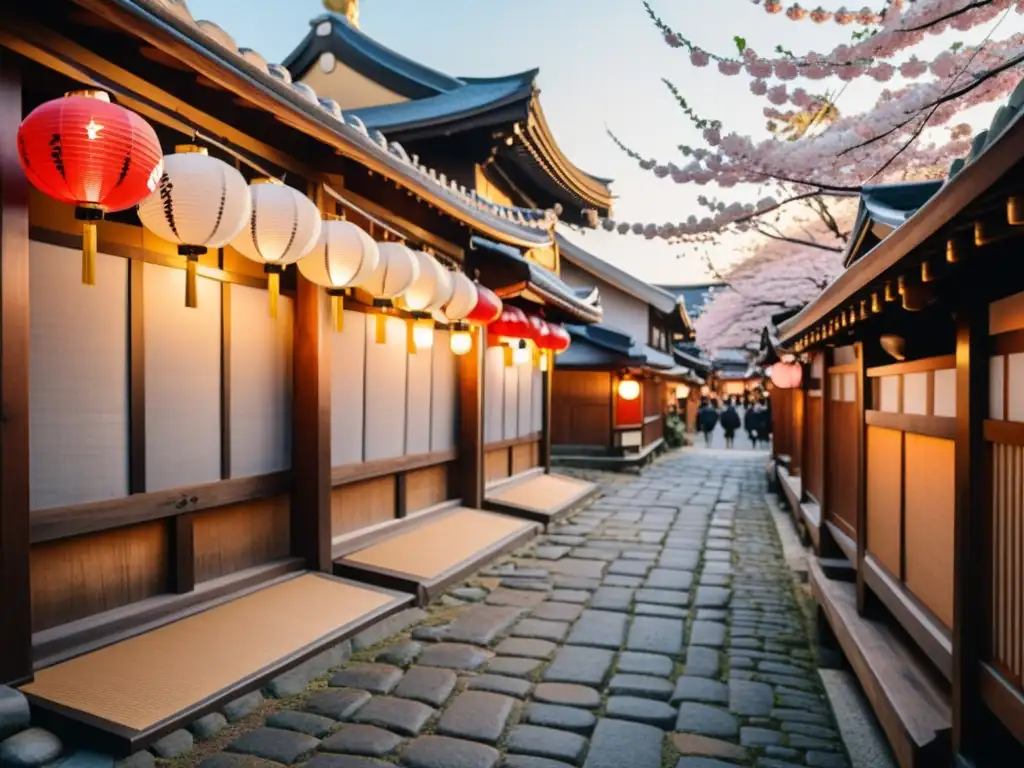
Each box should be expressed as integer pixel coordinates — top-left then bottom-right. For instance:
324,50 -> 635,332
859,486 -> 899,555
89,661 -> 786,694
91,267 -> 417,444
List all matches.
597,0 -> 1023,248
693,214 -> 850,353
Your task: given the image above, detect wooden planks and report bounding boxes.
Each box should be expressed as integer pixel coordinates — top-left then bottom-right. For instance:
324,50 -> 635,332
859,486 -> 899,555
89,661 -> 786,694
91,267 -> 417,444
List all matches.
811,558 -> 951,768
484,472 -> 600,527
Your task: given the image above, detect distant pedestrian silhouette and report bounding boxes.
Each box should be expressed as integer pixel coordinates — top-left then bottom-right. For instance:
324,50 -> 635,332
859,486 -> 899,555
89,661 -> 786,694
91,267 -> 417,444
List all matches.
720,402 -> 741,449
697,398 -> 719,447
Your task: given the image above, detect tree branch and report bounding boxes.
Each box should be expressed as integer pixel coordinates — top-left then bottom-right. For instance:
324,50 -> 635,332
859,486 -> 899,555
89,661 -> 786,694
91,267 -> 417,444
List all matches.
753,226 -> 844,252
899,0 -> 992,32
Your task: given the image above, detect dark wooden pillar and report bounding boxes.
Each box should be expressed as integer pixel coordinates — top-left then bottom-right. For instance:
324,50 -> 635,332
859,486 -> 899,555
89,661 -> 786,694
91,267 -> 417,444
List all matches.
0,53 -> 32,686
952,294 -> 987,765
456,326 -> 484,508
540,351 -> 553,473
818,349 -> 841,560
855,341 -> 869,613
291,187 -> 332,572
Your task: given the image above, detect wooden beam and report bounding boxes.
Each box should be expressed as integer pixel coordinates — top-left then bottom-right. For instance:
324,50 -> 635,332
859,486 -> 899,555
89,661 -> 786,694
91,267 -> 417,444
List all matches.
855,341 -> 869,614
291,190 -> 332,572
220,276 -> 231,480
0,51 -> 32,687
167,514 -> 195,595
456,326 -> 485,509
541,352 -> 553,473
952,292 -> 988,763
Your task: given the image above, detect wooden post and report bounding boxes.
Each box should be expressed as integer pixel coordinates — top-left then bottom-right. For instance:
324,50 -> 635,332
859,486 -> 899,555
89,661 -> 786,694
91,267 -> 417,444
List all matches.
0,53 -> 32,686
952,295 -> 987,765
855,341 -> 869,613
818,349 -> 842,560
291,186 -> 332,572
456,326 -> 484,508
540,351 -> 553,473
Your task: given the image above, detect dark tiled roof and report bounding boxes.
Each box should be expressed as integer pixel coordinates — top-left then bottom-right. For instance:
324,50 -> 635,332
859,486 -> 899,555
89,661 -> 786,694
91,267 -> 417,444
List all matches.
657,283 -> 725,319
843,180 -> 942,267
557,324 -> 673,370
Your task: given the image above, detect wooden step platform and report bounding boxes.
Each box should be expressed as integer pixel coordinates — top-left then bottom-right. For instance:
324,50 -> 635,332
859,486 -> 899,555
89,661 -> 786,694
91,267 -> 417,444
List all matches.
334,506 -> 539,606
810,557 -> 951,768
20,573 -> 412,754
484,469 -> 600,526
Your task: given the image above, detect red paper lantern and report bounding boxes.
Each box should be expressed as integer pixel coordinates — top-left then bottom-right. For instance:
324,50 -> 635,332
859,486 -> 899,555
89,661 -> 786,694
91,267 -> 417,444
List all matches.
544,322 -> 571,354
769,361 -> 803,389
465,283 -> 503,325
526,314 -> 551,346
17,91 -> 163,285
489,306 -> 531,339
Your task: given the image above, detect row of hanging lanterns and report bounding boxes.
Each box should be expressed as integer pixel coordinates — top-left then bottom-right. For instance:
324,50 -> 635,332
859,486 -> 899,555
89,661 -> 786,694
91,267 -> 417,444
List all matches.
16,90 -> 573,360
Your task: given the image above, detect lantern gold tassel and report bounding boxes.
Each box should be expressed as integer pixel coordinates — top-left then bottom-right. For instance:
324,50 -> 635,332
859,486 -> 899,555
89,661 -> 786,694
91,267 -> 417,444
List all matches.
265,265 -> 282,319
407,319 -> 417,355
82,221 -> 97,286
331,293 -> 345,333
376,314 -> 388,344
185,258 -> 198,309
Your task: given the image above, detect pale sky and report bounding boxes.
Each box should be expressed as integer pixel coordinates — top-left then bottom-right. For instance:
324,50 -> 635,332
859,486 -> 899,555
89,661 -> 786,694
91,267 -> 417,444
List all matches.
187,0 -> 1018,284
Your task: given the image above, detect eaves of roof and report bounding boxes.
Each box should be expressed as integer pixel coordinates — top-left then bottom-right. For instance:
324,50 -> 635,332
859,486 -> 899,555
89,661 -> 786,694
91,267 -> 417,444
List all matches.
88,0 -> 554,251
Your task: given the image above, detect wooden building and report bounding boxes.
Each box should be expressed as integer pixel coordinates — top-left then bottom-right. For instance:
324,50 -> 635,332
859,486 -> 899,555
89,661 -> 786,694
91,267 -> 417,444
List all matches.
764,91 -> 1024,767
549,235 -> 699,468
0,0 -> 605,754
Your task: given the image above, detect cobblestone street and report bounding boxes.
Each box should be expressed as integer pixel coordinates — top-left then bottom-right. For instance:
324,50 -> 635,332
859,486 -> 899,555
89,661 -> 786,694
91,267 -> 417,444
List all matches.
182,450 -> 849,768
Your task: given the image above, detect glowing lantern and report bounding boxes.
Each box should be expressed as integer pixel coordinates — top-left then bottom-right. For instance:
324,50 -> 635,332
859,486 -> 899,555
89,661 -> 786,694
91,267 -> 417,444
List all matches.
403,251 -> 452,354
443,273 -> 479,322
359,241 -> 419,343
618,376 -> 641,401
138,145 -> 250,308
544,323 -> 571,354
18,90 -> 163,285
769,361 -> 803,389
450,328 -> 473,356
465,284 -> 503,325
297,219 -> 379,332
675,384 -> 691,399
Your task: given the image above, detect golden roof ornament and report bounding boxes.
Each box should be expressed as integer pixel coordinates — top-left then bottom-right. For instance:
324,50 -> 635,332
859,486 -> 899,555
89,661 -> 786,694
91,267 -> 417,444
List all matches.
324,0 -> 360,28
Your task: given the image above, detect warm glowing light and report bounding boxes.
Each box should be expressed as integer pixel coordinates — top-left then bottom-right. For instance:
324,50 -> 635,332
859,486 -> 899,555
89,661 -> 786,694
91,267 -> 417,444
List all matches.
413,320 -> 434,350
618,377 -> 641,401
675,384 -> 690,399
85,119 -> 104,140
539,351 -> 549,372
450,329 -> 473,356
375,314 -> 388,344
513,341 -> 531,366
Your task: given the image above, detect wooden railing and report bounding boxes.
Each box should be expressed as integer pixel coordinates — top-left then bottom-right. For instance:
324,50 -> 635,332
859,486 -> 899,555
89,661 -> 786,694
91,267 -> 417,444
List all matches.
642,415 -> 664,448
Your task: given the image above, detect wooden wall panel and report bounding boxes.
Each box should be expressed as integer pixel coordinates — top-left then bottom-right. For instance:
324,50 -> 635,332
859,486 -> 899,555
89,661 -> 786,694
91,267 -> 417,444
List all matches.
230,285 -> 293,478
805,394 -> 824,502
990,355 -> 1006,420
904,434 -> 955,628
29,242 -> 129,510
330,475 -> 396,538
512,441 -> 540,475
192,496 -> 290,583
405,340 -> 433,455
363,316 -> 407,461
330,310 -> 366,466
30,521 -> 168,631
866,426 -> 903,578
503,359 -> 519,440
145,264 -> 221,492
485,447 -> 510,483
826,399 -> 859,540
934,368 -> 957,417
430,331 -> 457,452
484,346 -> 505,444
1008,353 -> 1024,422
903,372 -> 929,415
990,442 -> 1024,687
405,464 -> 450,514
551,370 -> 611,446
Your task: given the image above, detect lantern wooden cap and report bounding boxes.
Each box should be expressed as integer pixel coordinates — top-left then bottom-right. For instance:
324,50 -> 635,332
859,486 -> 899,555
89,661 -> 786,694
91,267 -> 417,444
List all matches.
65,89 -> 111,102
175,144 -> 208,155
252,177 -> 283,185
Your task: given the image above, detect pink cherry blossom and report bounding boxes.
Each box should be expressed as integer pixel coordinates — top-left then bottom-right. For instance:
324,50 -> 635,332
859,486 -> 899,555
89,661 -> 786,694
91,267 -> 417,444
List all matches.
718,60 -> 743,75
690,49 -> 711,67
750,79 -> 768,96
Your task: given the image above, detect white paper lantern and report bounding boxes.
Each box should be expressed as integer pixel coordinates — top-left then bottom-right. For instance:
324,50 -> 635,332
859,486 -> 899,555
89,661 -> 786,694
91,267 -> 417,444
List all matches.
298,219 -> 379,332
404,251 -> 453,313
231,178 -> 322,317
359,241 -> 419,345
443,272 -> 479,322
138,145 -> 250,308
359,242 -> 419,299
